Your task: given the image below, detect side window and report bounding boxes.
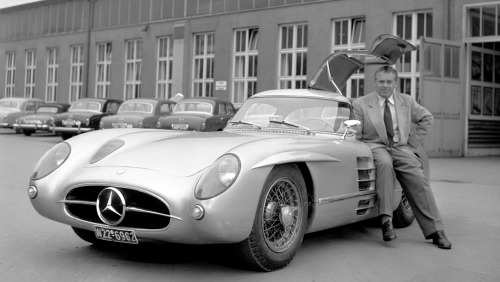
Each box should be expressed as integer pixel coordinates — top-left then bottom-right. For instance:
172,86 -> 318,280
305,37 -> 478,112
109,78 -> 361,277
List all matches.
25,102 -> 36,111
107,102 -> 119,114
160,103 -> 171,114
219,103 -> 227,115
227,104 -> 235,115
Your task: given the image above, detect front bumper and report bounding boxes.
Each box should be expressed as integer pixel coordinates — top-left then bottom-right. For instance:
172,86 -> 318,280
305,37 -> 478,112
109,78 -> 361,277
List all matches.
53,126 -> 94,134
19,124 -> 52,132
29,165 -> 257,245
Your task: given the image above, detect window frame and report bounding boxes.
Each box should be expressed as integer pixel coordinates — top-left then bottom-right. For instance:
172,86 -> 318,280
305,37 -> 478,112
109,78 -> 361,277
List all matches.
70,45 -> 84,102
96,42 -> 112,98
278,23 -> 308,90
232,27 -> 259,105
5,52 -> 16,98
25,50 -> 36,98
156,36 -> 174,99
192,32 -> 215,97
124,39 -> 143,100
45,47 -> 59,102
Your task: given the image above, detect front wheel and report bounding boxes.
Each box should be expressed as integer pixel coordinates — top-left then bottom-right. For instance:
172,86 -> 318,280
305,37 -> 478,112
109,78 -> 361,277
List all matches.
392,191 -> 415,228
236,164 -> 308,271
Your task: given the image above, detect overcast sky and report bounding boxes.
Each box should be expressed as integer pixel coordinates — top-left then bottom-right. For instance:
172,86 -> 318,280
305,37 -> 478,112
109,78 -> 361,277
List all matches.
0,0 -> 43,9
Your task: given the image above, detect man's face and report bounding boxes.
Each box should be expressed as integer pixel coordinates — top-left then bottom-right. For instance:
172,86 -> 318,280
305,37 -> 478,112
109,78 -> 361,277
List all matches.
375,72 -> 397,99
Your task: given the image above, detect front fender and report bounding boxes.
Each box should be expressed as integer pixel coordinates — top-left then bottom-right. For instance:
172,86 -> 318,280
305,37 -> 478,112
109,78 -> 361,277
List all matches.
252,151 -> 341,169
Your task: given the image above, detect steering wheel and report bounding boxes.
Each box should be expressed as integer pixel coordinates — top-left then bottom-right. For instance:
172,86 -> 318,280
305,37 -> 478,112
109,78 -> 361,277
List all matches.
300,118 -> 336,131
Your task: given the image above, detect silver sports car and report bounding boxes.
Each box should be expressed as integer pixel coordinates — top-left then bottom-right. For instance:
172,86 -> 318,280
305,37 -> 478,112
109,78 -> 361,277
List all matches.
28,34 -> 420,271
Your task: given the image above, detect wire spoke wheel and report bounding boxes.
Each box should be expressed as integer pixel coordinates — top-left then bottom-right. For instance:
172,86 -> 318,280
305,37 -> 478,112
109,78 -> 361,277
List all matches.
262,178 -> 302,253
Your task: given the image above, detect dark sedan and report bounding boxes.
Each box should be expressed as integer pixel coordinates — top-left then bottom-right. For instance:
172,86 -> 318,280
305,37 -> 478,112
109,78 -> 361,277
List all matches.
100,98 -> 175,129
15,103 -> 70,136
53,98 -> 122,140
156,97 -> 235,131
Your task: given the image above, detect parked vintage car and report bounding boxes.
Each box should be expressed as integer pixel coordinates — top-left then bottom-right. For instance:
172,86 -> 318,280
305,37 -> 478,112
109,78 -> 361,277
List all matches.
15,103 -> 70,136
52,98 -> 122,140
28,35 -> 421,271
156,97 -> 235,131
0,97 -> 45,133
100,98 -> 176,129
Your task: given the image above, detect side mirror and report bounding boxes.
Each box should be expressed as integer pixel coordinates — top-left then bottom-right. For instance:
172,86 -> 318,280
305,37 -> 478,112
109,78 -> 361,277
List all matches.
341,120 -> 361,140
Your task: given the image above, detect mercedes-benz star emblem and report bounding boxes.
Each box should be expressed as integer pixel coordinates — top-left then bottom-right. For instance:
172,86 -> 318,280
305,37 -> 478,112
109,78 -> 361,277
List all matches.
96,187 -> 126,226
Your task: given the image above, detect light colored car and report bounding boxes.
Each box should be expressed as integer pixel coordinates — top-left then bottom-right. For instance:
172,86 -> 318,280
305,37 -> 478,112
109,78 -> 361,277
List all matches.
16,103 -> 70,136
28,34 -> 420,271
100,98 -> 176,129
0,97 -> 45,133
156,97 -> 235,131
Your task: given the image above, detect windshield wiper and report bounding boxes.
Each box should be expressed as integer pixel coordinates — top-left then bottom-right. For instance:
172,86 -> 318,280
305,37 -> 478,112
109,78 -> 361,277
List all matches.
229,120 -> 262,129
269,119 -> 311,132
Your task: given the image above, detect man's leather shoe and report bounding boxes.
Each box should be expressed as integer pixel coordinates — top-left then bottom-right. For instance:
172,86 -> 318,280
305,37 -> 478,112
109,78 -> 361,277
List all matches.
430,230 -> 452,249
382,220 -> 396,241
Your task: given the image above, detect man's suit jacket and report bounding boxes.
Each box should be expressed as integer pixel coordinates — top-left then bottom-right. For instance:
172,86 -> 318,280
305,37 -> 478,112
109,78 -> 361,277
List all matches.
352,91 -> 433,150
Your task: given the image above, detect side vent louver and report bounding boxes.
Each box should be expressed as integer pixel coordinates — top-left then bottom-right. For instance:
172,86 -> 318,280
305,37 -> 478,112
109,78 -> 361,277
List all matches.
356,156 -> 375,192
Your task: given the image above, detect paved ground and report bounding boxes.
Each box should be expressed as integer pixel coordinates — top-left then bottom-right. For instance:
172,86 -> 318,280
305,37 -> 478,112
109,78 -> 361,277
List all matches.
429,156 -> 500,187
1,130 -> 499,281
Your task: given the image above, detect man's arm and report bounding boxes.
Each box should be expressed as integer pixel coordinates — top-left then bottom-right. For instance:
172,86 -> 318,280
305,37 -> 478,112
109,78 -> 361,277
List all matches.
408,97 -> 434,149
352,100 -> 364,141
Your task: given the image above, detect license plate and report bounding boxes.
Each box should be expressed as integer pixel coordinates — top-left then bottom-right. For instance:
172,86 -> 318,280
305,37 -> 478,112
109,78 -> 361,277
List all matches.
172,123 -> 189,130
94,226 -> 138,244
62,119 -> 75,126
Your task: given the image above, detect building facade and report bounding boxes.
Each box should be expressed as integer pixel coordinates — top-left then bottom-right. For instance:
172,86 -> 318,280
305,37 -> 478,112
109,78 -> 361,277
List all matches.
0,0 -> 499,156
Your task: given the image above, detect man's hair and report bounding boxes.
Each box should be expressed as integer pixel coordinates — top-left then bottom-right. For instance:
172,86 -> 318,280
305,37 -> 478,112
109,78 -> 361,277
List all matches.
374,66 -> 398,81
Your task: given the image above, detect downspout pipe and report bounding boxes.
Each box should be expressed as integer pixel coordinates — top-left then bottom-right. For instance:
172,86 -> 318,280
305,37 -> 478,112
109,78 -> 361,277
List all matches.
85,0 -> 94,98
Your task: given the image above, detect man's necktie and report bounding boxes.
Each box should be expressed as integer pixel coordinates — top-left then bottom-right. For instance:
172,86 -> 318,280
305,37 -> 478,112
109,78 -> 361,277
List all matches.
384,99 -> 394,145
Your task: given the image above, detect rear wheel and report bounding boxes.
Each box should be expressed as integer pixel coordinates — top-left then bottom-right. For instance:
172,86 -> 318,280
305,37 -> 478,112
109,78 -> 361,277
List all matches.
392,191 -> 415,228
237,164 -> 308,271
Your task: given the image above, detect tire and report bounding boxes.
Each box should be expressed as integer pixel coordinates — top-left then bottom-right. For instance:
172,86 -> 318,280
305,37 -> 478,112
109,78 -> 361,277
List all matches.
392,191 -> 415,228
61,133 -> 73,140
236,164 -> 308,272
23,129 -> 34,136
72,227 -> 99,244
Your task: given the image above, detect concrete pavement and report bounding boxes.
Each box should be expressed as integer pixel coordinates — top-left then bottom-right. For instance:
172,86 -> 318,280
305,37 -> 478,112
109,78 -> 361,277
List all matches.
429,156 -> 500,187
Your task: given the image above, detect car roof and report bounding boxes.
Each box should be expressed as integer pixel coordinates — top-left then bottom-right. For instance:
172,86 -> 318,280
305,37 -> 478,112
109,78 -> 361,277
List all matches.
123,98 -> 176,104
72,98 -> 122,103
179,97 -> 232,104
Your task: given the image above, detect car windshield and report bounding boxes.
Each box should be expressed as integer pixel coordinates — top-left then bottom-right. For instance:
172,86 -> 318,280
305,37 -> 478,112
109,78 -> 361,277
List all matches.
118,102 -> 154,114
174,102 -> 213,114
0,100 -> 20,109
36,106 -> 59,113
229,96 -> 351,134
69,101 -> 101,112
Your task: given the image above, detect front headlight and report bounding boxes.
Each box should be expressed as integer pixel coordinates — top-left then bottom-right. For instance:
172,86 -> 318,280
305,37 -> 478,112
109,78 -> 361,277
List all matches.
195,154 -> 240,200
31,142 -> 71,180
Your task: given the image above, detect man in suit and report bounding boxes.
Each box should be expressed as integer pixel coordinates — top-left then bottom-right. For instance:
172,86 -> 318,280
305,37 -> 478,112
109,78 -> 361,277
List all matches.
352,66 -> 451,249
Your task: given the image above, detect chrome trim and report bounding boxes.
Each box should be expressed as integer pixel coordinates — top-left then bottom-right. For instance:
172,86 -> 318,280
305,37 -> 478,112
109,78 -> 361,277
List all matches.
318,191 -> 377,204
127,206 -> 182,221
57,199 -> 96,205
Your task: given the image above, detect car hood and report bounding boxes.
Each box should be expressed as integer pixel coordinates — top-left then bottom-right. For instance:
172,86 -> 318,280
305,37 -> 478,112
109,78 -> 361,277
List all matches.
309,34 -> 416,93
0,108 -> 20,117
90,131 -> 280,177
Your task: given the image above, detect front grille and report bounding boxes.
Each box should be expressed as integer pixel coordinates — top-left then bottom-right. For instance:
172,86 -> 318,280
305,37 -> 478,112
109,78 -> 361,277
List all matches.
65,186 -> 171,230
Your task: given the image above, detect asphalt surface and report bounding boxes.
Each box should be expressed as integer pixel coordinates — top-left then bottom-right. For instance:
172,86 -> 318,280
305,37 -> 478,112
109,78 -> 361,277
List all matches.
0,129 -> 499,281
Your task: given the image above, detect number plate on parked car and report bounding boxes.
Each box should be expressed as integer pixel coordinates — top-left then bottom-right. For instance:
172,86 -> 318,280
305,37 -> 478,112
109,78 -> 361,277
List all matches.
94,226 -> 138,244
172,124 -> 189,130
